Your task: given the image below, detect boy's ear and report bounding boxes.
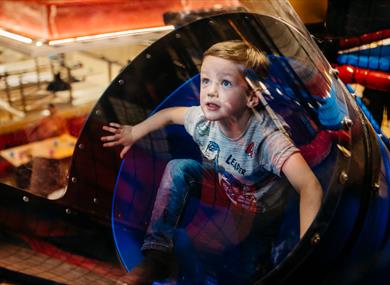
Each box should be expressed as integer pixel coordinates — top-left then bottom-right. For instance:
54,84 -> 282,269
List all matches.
247,90 -> 260,108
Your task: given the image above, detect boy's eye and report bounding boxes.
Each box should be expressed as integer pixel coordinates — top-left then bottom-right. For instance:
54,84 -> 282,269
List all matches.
221,80 -> 232,88
201,78 -> 210,85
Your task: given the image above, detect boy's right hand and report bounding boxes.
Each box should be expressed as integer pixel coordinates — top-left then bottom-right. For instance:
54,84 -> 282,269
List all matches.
101,122 -> 135,159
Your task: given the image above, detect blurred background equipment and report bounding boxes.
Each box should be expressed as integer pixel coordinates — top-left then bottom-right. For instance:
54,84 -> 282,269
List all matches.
314,0 -> 390,128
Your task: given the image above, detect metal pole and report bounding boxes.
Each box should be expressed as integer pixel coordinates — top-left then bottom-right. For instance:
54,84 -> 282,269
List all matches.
66,66 -> 73,105
19,75 -> 27,114
3,73 -> 13,120
34,57 -> 41,89
108,61 -> 112,83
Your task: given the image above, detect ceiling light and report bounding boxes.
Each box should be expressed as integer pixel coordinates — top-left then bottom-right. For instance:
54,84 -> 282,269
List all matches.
48,25 -> 175,46
0,29 -> 33,44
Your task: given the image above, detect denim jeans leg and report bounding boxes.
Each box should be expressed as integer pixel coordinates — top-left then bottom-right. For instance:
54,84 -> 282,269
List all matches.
141,159 -> 207,253
218,207 -> 284,284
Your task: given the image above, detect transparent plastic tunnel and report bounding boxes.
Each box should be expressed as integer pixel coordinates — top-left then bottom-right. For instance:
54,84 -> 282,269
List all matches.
67,6 -> 390,285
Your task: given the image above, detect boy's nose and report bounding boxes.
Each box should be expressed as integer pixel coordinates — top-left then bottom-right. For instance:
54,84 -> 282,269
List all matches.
207,91 -> 217,98
207,85 -> 218,97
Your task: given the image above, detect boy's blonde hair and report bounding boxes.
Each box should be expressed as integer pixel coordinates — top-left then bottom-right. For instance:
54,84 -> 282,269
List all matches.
203,40 -> 269,79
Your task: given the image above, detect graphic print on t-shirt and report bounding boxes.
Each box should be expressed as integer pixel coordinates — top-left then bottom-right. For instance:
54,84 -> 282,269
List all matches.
220,170 -> 259,213
245,142 -> 255,158
204,141 -> 219,160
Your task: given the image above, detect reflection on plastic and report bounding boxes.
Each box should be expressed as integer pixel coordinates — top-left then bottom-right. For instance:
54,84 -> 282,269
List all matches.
109,13 -> 353,284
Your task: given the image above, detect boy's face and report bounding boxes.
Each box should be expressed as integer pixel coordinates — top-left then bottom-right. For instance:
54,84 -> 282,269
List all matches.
200,56 -> 258,122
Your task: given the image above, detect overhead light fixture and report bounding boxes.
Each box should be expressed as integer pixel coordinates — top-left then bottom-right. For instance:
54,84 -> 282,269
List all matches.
47,73 -> 71,92
0,25 -> 174,47
48,25 -> 175,46
48,38 -> 76,46
0,28 -> 33,44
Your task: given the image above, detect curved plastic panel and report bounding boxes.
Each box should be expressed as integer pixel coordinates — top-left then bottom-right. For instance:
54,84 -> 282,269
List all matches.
107,12 -> 352,283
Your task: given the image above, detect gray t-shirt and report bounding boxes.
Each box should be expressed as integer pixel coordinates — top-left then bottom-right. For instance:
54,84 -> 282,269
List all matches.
184,106 -> 299,213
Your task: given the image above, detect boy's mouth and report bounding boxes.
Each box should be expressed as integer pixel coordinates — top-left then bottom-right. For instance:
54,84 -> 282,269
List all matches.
205,102 -> 220,111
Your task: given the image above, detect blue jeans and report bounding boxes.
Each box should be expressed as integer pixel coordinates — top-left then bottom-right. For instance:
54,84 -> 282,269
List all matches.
141,159 -> 285,282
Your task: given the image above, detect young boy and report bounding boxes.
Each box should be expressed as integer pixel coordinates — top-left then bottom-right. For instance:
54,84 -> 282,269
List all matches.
101,40 -> 323,284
